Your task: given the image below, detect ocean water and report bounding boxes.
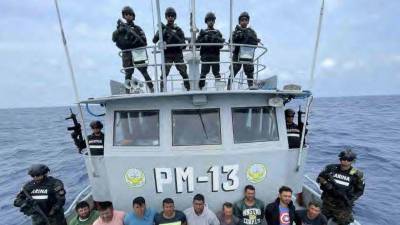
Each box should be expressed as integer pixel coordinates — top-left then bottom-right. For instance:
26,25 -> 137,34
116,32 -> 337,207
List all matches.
0,95 -> 399,225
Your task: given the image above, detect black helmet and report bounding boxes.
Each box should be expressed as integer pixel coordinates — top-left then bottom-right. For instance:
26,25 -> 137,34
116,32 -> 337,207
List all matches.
205,12 -> 216,23
122,6 -> 135,19
238,11 -> 250,22
338,148 -> 357,161
28,164 -> 50,177
285,109 -> 295,117
165,7 -> 177,19
90,120 -> 103,129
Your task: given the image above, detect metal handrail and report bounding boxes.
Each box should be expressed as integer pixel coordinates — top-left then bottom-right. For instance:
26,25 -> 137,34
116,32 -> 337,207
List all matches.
118,42 -> 268,93
119,42 -> 268,59
120,61 -> 267,72
124,76 -> 264,93
304,174 -> 322,194
64,185 -> 91,216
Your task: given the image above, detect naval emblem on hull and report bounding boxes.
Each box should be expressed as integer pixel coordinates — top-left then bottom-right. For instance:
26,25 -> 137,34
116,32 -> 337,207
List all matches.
246,163 -> 267,183
125,168 -> 146,188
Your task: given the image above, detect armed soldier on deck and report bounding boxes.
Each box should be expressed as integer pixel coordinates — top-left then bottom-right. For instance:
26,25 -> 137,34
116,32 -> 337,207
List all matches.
112,6 -> 154,93
227,12 -> 260,90
153,7 -> 190,91
14,164 -> 67,225
66,109 -> 104,155
317,149 -> 365,225
196,12 -> 225,90
285,108 -> 307,148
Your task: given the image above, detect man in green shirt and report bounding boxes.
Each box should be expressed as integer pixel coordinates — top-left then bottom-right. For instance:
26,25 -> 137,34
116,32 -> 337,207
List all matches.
69,201 -> 99,225
233,185 -> 264,225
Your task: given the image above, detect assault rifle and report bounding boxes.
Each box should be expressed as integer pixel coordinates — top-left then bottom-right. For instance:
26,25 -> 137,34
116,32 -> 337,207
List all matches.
320,172 -> 352,207
20,189 -> 50,225
161,23 -> 186,48
66,108 -> 85,153
117,19 -> 146,46
298,106 -> 305,131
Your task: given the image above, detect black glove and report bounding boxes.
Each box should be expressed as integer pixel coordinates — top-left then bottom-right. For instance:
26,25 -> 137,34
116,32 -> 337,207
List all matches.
20,199 -> 36,216
322,182 -> 333,191
119,25 -> 128,33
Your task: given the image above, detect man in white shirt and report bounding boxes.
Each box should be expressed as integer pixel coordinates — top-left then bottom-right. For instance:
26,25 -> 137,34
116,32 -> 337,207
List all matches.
184,194 -> 220,225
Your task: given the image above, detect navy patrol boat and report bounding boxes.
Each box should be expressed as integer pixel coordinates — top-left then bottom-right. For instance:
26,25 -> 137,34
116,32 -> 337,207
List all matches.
51,0 -> 361,224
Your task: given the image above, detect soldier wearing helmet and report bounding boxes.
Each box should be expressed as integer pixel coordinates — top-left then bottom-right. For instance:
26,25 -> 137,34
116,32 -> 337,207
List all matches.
86,120 -> 105,155
14,164 -> 67,225
74,120 -> 104,155
196,12 -> 225,90
227,12 -> 260,90
153,7 -> 190,91
317,149 -> 365,225
285,109 -> 305,148
112,6 -> 154,92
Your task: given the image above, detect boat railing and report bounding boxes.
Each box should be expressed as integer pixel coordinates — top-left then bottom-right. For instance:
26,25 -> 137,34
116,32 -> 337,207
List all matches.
304,174 -> 322,195
64,185 -> 91,216
118,42 -> 269,93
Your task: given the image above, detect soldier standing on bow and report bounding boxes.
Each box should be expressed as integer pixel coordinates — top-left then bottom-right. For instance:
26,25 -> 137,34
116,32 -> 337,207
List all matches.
196,12 -> 225,90
112,6 -> 154,92
227,12 -> 260,90
153,7 -> 191,91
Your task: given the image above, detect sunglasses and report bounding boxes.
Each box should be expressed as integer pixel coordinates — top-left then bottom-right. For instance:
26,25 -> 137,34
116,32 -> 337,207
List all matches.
124,13 -> 133,16
340,157 -> 354,162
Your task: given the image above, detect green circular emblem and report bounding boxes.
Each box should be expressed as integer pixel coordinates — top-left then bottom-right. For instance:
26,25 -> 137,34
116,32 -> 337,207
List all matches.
124,168 -> 146,188
246,163 -> 267,183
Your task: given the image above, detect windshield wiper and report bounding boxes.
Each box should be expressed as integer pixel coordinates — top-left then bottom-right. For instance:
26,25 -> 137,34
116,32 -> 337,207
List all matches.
197,109 -> 209,139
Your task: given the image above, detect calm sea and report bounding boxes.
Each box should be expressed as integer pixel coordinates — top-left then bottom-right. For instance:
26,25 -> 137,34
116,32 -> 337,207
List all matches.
0,95 -> 399,225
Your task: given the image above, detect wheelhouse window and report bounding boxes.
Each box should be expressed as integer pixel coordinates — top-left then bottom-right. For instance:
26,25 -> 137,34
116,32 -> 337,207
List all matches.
232,106 -> 279,143
172,109 -> 221,146
114,110 -> 159,146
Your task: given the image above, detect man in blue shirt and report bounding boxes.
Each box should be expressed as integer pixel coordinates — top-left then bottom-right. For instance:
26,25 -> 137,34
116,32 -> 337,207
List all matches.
124,197 -> 156,225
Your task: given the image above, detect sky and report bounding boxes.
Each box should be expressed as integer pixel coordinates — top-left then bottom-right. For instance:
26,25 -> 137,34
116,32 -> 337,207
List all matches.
0,0 -> 399,108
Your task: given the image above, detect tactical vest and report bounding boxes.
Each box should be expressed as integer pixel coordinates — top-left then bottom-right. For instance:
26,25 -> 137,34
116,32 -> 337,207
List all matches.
24,177 -> 62,215
198,28 -> 224,57
232,26 -> 258,55
87,132 -> 104,155
328,165 -> 353,193
163,24 -> 185,55
321,164 -> 364,201
286,123 -> 301,148
114,23 -> 146,50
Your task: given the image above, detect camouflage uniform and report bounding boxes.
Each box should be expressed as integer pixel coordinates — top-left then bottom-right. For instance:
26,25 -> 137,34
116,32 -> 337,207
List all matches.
153,23 -> 190,91
317,164 -> 365,225
196,23 -> 225,89
228,25 -> 259,89
112,20 -> 154,91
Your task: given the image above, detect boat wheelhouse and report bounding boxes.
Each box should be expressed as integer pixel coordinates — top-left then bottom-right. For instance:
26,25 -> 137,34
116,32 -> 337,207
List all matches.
80,89 -> 311,212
